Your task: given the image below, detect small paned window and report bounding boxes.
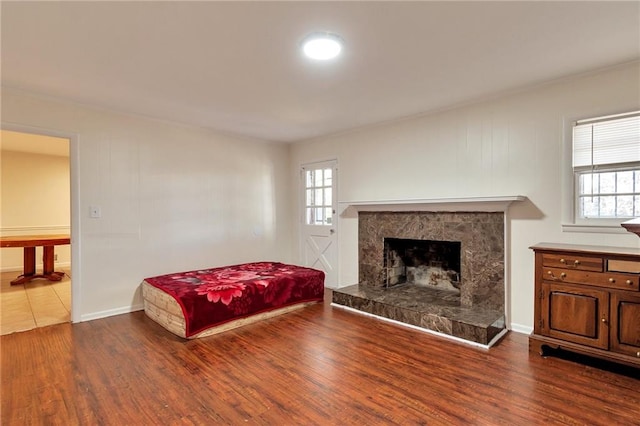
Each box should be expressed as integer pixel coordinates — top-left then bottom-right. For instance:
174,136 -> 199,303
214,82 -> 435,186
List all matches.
304,167 -> 333,225
573,112 -> 640,220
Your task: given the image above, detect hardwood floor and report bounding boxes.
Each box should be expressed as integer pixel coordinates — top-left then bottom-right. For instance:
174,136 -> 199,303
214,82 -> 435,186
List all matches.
1,290 -> 638,425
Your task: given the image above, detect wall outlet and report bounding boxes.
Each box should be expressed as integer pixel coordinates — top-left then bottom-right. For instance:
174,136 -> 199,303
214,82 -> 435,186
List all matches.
54,254 -> 58,261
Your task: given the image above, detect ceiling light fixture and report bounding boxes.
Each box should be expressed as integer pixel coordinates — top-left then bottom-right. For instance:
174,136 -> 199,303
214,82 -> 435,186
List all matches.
301,32 -> 344,60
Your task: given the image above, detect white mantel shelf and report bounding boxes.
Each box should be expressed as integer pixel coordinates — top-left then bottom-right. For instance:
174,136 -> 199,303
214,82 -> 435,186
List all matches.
339,195 -> 527,215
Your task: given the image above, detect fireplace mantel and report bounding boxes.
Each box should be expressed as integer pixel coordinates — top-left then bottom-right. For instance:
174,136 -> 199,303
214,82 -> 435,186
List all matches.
339,195 -> 526,216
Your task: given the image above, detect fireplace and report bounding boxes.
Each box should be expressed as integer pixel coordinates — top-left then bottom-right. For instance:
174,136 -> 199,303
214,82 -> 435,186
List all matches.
332,208 -> 510,346
384,238 -> 461,291
359,211 -> 505,311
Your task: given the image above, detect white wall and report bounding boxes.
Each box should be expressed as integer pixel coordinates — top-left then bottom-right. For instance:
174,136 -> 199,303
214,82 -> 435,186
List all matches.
1,88 -> 293,321
0,149 -> 71,270
289,62 -> 640,332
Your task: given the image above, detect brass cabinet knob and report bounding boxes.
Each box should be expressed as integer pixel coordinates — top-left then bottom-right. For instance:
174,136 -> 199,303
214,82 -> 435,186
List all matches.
637,352 -> 640,358
609,278 -> 615,283
574,260 -> 580,266
560,258 -> 566,264
601,318 -> 607,323
560,273 -> 566,278
547,271 -> 552,275
627,280 -> 633,285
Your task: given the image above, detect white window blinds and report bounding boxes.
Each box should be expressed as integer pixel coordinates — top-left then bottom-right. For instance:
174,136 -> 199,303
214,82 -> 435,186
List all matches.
573,112 -> 640,169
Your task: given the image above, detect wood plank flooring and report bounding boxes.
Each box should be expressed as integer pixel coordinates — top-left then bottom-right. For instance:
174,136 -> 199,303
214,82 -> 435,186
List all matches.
1,291 -> 639,425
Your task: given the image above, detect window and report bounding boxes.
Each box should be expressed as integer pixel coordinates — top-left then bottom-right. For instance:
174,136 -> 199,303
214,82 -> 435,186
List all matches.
573,112 -> 640,220
304,167 -> 333,225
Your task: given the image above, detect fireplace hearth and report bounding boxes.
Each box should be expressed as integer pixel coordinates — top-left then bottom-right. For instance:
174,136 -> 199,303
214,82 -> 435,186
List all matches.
332,210 -> 507,346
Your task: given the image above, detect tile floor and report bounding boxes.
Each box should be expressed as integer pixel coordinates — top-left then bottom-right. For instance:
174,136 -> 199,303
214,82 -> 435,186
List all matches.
0,268 -> 71,335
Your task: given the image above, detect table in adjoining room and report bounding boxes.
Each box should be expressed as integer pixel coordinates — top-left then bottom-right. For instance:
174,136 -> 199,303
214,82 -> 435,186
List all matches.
0,234 -> 70,285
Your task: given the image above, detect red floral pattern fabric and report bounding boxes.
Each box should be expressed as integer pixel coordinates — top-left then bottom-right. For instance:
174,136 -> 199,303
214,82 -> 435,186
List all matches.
144,262 -> 325,337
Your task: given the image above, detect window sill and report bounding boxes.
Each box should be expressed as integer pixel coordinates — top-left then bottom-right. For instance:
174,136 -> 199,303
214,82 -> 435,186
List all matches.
562,223 -> 630,234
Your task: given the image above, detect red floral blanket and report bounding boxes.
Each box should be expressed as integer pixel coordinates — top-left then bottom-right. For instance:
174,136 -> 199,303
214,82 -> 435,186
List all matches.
144,262 -> 325,337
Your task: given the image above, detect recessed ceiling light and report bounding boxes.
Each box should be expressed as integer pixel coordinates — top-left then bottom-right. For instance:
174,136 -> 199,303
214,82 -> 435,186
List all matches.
301,32 -> 344,60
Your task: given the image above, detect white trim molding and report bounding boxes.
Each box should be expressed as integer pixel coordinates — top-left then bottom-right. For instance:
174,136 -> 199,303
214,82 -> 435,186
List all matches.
80,303 -> 144,322
561,223 -> 629,234
0,225 -> 70,236
339,195 -> 527,216
510,323 -> 534,335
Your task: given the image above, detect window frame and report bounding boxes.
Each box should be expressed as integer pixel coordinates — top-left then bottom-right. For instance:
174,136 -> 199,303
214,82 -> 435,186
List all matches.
561,111 -> 640,234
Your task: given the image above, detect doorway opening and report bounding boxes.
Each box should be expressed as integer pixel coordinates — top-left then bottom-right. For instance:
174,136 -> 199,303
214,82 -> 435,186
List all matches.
0,129 -> 72,335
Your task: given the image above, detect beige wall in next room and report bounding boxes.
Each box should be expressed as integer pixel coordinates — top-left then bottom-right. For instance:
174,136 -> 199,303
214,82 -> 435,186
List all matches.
1,135 -> 71,271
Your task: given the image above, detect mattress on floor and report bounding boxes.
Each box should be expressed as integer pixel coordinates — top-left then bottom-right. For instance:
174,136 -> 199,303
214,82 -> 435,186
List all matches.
141,262 -> 325,338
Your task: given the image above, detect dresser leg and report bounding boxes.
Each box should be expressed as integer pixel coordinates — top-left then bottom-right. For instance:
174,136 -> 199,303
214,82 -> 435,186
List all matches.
529,335 -> 551,356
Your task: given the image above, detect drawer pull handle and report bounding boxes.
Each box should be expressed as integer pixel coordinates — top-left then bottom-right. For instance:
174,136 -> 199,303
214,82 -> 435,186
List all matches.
601,318 -> 607,323
609,278 -> 615,283
546,271 -> 565,281
559,258 -> 580,267
627,280 -> 633,285
637,352 -> 640,358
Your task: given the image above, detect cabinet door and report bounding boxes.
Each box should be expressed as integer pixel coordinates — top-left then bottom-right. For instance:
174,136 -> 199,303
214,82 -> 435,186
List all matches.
610,292 -> 640,359
541,283 -> 609,349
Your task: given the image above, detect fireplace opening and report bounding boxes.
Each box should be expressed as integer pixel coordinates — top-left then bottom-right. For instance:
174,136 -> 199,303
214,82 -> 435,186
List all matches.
383,238 -> 461,292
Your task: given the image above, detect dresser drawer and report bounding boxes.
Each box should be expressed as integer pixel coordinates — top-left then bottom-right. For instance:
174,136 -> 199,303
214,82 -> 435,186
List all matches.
542,254 -> 603,272
542,267 -> 639,291
608,259 -> 640,274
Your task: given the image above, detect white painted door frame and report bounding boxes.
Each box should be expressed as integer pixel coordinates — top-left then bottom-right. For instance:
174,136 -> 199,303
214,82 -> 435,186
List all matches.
2,122 -> 82,323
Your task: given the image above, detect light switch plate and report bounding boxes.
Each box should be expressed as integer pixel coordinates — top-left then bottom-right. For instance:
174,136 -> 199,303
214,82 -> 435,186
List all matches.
90,205 -> 101,218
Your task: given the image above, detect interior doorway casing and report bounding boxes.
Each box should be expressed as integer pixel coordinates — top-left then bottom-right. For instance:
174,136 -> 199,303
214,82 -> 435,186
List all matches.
2,122 -> 81,323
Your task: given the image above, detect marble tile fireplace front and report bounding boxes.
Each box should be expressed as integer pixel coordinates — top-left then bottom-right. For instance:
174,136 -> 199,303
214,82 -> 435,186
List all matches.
332,209 -> 508,346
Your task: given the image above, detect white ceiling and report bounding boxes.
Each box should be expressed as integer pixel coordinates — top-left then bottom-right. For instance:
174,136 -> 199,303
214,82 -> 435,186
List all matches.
2,1 -> 639,143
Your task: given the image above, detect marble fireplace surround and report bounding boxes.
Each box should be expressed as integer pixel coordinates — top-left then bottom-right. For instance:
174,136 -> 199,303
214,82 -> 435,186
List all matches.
332,196 -> 526,347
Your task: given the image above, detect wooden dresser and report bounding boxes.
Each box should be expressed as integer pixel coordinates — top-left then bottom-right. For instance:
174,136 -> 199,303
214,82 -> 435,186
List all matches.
529,243 -> 640,368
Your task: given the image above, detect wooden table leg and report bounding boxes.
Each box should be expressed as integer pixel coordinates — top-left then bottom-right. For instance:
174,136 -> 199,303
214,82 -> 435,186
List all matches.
10,246 -> 65,285
24,247 -> 36,275
43,246 -> 55,275
10,247 -> 37,285
42,246 -> 65,281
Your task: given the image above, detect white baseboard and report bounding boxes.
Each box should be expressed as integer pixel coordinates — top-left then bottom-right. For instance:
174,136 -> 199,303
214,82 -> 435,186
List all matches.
79,303 -> 144,322
0,266 -> 23,273
509,323 -> 533,335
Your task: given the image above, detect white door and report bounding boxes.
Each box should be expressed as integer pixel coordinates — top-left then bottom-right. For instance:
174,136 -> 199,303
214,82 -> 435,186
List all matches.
300,160 -> 338,287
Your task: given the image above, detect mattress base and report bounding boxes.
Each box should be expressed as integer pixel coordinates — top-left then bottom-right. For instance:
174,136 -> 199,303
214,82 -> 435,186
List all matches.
141,280 -> 320,339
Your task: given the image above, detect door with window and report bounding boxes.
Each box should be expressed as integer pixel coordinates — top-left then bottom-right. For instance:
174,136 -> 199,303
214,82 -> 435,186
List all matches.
301,161 -> 338,287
